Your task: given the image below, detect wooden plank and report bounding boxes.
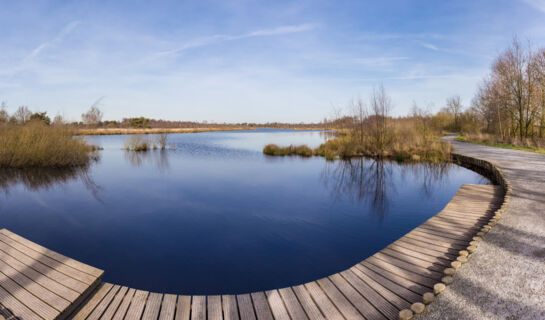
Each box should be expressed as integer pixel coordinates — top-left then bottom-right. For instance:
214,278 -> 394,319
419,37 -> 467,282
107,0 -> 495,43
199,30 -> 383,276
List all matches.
404,232 -> 466,250
366,256 -> 436,288
381,248 -> 444,273
421,222 -> 475,237
397,236 -> 459,255
124,290 -> 149,320
207,295 -> 222,320
0,259 -> 70,312
278,287 -> 308,320
100,286 -> 129,320
236,294 -> 256,320
410,229 -> 468,246
175,295 -> 191,320
339,270 -> 398,320
393,240 -> 456,261
0,284 -> 42,320
416,225 -> 472,241
373,252 -> 443,280
142,292 -> 163,320
0,229 -> 103,278
355,263 -> 423,303
304,281 -> 343,320
0,249 -> 79,302
86,284 -> 120,320
360,261 -> 429,295
0,241 -> 88,293
0,233 -> 97,285
387,244 -> 450,266
159,294 -> 177,320
250,292 -> 273,320
316,277 -> 364,320
112,287 -> 135,320
0,269 -> 61,320
350,265 -> 412,310
191,296 -> 206,320
222,295 -> 239,320
265,290 -> 290,320
72,283 -> 113,320
292,285 -> 324,320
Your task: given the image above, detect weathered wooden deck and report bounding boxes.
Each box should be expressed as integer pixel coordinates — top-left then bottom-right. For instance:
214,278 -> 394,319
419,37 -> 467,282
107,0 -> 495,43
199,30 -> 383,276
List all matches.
0,229 -> 103,320
0,184 -> 502,320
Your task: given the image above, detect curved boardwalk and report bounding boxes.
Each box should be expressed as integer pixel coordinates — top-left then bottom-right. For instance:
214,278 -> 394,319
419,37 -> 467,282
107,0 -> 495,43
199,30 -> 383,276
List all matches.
0,182 -> 502,320
415,139 -> 545,320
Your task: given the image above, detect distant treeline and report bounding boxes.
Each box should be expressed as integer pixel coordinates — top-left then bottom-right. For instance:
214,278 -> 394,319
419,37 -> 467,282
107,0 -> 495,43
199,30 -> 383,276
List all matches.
98,117 -> 325,129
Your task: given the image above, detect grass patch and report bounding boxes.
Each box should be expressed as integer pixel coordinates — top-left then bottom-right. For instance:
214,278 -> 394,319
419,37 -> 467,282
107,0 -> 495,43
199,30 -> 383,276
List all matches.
123,134 -> 172,151
0,122 -> 97,168
263,144 -> 314,157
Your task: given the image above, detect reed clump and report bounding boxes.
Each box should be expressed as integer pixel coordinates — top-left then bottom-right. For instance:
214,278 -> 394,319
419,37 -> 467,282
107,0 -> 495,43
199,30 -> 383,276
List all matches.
0,122 -> 95,168
124,134 -> 170,151
263,144 -> 314,157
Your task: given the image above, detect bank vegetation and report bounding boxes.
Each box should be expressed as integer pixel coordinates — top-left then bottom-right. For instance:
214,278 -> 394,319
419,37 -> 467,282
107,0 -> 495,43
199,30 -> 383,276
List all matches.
0,107 -> 97,168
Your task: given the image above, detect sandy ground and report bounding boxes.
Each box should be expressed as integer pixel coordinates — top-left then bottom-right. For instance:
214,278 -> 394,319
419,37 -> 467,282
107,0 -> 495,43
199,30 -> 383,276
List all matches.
416,138 -> 545,320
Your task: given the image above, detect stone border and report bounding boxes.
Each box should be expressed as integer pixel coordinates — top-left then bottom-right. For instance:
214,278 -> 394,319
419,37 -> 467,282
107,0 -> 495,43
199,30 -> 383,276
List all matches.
398,153 -> 512,320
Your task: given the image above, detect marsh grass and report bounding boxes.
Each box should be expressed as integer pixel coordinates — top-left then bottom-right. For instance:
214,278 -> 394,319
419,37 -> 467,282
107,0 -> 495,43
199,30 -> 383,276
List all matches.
124,135 -> 150,151
265,120 -> 452,163
263,144 -> 314,157
124,133 -> 170,151
0,122 -> 96,168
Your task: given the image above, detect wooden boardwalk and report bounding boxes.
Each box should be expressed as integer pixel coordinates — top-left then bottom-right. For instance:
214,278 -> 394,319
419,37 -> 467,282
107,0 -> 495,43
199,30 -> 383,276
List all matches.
0,184 -> 502,320
0,229 -> 103,320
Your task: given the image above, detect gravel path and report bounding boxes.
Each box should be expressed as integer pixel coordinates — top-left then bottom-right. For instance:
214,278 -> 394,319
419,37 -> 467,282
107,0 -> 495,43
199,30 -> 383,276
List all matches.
417,138 -> 545,320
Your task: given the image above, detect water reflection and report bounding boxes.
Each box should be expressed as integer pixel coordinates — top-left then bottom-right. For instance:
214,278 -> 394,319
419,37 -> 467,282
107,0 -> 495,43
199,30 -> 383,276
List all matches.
123,150 -> 170,171
0,165 -> 101,201
321,158 -> 454,218
322,158 -> 393,218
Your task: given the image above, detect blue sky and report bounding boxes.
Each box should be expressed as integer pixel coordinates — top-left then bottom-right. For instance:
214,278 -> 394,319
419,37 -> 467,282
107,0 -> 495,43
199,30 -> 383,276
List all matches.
1,1 -> 545,123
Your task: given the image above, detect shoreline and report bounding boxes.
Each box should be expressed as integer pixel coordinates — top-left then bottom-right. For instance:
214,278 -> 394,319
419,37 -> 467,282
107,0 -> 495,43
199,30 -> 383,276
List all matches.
77,127 -> 327,135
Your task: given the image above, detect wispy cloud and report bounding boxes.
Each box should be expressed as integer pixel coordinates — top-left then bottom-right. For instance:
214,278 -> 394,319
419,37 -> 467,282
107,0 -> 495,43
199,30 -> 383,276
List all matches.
26,21 -> 80,61
419,42 -> 439,51
157,23 -> 317,56
522,0 -> 545,13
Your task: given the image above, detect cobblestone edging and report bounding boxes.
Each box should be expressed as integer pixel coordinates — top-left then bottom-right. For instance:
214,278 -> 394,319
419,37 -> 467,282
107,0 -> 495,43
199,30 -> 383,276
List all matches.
397,153 -> 511,320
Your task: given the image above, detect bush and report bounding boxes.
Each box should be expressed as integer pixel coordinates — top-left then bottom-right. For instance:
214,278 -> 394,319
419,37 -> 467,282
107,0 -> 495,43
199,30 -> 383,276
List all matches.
0,122 -> 95,168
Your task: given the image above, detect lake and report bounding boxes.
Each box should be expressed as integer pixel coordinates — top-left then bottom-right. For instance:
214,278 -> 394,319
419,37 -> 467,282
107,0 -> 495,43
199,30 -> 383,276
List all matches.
0,129 -> 488,294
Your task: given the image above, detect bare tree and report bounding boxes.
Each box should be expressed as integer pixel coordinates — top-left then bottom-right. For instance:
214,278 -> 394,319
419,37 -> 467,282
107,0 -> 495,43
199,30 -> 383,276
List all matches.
350,97 -> 367,145
12,106 -> 32,124
52,114 -> 65,126
81,98 -> 104,126
369,85 -> 392,154
446,95 -> 463,131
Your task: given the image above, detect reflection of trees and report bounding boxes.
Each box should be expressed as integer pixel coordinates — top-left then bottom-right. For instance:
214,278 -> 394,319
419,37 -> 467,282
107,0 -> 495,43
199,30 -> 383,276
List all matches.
321,158 -> 453,218
322,158 -> 393,218
402,162 -> 452,197
0,165 -> 102,201
123,150 -> 170,171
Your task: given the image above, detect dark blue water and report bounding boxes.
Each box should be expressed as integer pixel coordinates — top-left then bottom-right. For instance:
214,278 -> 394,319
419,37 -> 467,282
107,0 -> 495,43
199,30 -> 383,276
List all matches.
0,129 -> 488,294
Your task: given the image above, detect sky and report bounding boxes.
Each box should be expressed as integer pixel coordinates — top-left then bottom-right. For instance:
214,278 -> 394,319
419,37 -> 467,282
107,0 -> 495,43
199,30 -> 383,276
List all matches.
1,0 -> 545,123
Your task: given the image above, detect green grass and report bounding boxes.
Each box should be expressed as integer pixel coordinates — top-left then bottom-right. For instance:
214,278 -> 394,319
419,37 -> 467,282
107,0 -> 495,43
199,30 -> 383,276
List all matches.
455,136 -> 545,154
